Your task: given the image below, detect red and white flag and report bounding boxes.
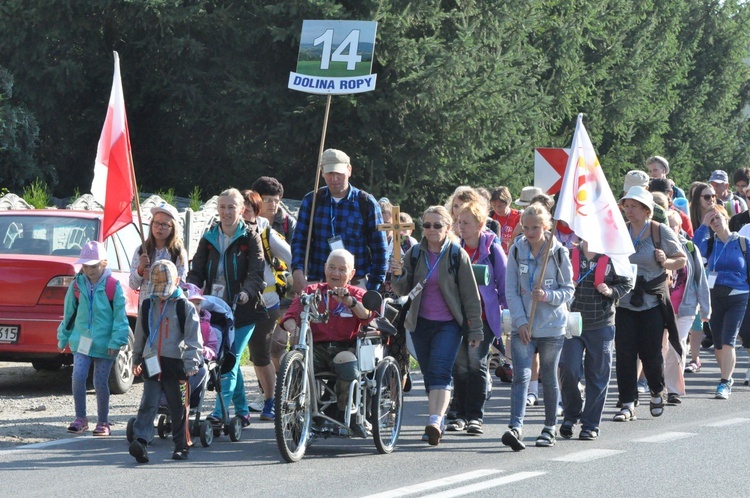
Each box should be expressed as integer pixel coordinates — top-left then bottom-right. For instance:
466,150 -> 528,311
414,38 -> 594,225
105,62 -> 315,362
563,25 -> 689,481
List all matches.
91,51 -> 134,240
553,114 -> 634,275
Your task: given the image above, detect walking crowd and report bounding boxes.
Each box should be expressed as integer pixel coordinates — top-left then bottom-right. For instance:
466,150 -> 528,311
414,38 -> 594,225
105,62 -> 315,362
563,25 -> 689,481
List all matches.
56,149 -> 750,461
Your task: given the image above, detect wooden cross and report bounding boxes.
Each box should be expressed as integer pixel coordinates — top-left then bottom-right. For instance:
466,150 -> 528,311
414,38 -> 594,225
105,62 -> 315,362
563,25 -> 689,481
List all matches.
377,205 -> 415,275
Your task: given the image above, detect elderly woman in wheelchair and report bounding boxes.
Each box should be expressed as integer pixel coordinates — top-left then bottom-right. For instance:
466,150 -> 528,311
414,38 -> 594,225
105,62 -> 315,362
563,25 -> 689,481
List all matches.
277,249 -> 402,462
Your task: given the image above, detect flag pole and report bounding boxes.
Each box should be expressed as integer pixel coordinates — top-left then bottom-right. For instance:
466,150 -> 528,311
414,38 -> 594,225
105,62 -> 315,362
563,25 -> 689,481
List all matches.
303,94 -> 333,277
127,145 -> 146,246
527,219 -> 559,333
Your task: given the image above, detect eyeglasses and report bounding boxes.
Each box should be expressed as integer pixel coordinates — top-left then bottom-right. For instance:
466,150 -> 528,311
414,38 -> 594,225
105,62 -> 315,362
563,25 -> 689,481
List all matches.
153,222 -> 173,230
422,222 -> 445,230
702,194 -> 716,201
262,197 -> 281,204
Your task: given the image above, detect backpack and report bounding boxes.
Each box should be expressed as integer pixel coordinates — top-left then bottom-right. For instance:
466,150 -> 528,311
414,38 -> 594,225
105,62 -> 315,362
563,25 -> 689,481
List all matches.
571,248 -> 609,286
314,187 -> 373,229
139,297 -> 188,338
261,226 -> 292,299
65,276 -> 118,330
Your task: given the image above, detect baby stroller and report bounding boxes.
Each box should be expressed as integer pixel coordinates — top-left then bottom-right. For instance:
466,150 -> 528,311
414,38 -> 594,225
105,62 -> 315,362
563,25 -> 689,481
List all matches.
126,295 -> 237,447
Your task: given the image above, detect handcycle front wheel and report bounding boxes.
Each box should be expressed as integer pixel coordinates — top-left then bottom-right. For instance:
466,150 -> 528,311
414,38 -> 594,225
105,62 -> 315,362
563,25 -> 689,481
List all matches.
372,356 -> 403,454
274,350 -> 312,463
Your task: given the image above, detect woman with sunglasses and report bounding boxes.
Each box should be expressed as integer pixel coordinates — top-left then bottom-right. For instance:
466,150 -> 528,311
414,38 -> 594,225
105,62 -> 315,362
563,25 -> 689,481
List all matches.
685,182 -> 717,370
390,206 -> 482,446
129,203 -> 188,302
694,205 -> 750,399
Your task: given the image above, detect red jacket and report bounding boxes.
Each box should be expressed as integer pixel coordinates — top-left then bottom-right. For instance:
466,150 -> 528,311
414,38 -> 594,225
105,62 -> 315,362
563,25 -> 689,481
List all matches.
282,283 -> 368,343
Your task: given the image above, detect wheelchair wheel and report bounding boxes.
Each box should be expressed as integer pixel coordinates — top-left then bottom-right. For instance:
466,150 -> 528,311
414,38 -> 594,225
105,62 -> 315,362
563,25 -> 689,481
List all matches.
126,417 -> 136,443
274,350 -> 312,463
372,357 -> 403,454
200,420 -> 213,447
229,416 -> 243,442
157,414 -> 169,439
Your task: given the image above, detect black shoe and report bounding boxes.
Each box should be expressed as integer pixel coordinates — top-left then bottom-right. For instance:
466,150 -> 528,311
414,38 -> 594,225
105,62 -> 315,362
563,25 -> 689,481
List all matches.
667,393 -> 682,405
172,448 -> 189,460
404,372 -> 412,393
501,428 -> 526,451
129,439 -> 149,463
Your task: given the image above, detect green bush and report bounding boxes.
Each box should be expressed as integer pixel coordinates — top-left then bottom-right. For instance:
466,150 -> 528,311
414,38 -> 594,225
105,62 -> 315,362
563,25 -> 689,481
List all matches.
188,186 -> 202,211
22,178 -> 51,208
156,188 -> 175,206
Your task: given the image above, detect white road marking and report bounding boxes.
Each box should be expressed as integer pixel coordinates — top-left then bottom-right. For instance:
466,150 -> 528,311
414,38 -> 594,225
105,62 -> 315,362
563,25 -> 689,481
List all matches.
703,418 -> 750,427
552,449 -> 625,462
634,431 -> 695,443
424,471 -> 546,498
361,469 -> 503,498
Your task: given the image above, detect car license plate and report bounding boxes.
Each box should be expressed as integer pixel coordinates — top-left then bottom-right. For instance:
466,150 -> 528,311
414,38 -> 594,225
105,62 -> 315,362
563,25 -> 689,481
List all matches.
0,325 -> 19,343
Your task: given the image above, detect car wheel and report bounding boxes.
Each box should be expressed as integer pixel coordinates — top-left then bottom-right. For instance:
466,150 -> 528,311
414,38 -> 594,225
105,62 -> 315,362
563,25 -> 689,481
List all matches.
109,329 -> 134,394
31,359 -> 64,371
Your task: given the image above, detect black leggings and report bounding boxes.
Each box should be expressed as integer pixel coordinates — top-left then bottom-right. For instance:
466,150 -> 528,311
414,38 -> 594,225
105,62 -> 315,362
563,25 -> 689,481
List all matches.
248,306 -> 279,367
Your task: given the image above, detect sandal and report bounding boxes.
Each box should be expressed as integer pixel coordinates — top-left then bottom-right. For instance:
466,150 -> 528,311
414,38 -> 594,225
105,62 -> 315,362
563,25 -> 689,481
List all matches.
446,418 -> 466,432
684,360 -> 701,374
650,394 -> 665,417
535,428 -> 556,447
92,422 -> 111,436
613,406 -> 636,422
67,417 -> 89,434
466,419 -> 483,435
559,420 -> 575,439
579,428 -> 599,440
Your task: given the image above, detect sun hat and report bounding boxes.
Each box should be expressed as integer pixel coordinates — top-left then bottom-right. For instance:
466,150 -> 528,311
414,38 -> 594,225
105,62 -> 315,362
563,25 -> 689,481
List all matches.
619,186 -> 654,215
76,241 -> 107,265
514,186 -> 543,207
182,282 -> 205,302
150,260 -> 179,298
709,170 -> 729,184
320,148 -> 350,174
648,156 -> 670,175
150,202 -> 179,221
623,170 -> 650,193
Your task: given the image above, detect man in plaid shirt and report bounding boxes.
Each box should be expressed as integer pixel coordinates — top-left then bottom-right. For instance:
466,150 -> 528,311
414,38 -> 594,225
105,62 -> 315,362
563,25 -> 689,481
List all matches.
291,148 -> 387,292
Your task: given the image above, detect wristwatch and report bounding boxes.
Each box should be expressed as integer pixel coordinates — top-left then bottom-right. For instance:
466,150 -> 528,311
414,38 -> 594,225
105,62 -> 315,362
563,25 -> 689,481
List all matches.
347,296 -> 358,309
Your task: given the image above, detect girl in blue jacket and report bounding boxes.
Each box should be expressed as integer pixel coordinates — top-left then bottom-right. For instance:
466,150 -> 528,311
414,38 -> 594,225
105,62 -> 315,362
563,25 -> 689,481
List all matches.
57,241 -> 130,436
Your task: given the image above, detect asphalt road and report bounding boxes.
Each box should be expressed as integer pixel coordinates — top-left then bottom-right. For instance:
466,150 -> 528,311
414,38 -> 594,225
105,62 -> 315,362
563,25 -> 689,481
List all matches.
1,351 -> 749,498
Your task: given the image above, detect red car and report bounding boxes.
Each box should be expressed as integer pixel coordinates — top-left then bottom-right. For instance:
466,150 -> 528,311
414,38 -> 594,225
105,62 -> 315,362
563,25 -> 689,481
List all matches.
0,210 -> 143,393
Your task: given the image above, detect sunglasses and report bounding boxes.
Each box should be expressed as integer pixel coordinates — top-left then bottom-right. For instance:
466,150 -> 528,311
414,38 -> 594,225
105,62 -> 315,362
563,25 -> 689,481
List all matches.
422,222 -> 445,230
702,194 -> 716,201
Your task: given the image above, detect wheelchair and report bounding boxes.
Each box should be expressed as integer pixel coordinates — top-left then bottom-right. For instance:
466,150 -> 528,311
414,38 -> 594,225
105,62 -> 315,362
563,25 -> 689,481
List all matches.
274,289 -> 403,463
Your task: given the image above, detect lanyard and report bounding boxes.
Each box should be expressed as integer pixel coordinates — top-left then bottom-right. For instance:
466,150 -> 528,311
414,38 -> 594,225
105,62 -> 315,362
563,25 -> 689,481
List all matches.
330,196 -> 338,237
629,221 -> 649,249
323,292 -> 347,316
711,238 -> 728,272
87,278 -> 101,332
423,242 -> 450,283
577,262 -> 597,284
526,240 -> 547,291
148,299 -> 170,349
217,229 -> 229,279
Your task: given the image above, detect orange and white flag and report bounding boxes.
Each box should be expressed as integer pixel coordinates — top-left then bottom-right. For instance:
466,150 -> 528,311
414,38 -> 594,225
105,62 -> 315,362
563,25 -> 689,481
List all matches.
91,51 -> 134,240
553,114 -> 634,275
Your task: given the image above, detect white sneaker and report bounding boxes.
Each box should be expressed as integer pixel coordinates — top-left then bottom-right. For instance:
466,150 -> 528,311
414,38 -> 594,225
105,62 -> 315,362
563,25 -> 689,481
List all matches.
637,379 -> 648,394
526,392 -> 539,406
249,392 -> 265,412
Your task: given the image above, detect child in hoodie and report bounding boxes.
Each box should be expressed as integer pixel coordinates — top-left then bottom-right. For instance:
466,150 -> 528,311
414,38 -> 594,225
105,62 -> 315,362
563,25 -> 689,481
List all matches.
129,260 -> 202,463
58,241 -> 130,436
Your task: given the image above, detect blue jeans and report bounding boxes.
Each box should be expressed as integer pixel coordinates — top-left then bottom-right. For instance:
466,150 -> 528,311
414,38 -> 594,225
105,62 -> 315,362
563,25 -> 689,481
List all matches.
213,323 -> 255,418
71,353 -> 114,423
559,326 -> 614,431
451,320 -> 494,421
510,334 -> 564,430
411,317 -> 463,391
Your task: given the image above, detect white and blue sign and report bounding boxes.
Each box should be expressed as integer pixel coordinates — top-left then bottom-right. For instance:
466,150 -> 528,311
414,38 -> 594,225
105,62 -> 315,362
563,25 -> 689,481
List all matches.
288,20 -> 378,95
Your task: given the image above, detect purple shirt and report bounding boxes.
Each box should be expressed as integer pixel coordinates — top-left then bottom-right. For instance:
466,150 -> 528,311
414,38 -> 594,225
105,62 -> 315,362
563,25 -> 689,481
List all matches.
419,250 -> 454,321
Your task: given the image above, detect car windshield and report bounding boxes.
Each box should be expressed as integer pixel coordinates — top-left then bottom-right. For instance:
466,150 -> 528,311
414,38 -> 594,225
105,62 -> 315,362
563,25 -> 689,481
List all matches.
0,215 -> 99,256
